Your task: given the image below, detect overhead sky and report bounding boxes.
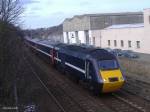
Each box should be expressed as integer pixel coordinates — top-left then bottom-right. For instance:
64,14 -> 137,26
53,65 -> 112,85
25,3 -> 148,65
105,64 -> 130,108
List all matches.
21,0 -> 150,29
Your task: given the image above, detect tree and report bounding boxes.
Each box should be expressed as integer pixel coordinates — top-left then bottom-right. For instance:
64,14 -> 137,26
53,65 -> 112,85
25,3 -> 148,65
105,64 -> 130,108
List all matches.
0,0 -> 22,24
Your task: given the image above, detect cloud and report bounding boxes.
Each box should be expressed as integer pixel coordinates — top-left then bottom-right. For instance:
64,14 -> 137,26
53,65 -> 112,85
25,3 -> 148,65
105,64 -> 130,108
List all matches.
30,7 -> 41,11
22,0 -> 150,29
79,1 -> 90,6
21,0 -> 40,5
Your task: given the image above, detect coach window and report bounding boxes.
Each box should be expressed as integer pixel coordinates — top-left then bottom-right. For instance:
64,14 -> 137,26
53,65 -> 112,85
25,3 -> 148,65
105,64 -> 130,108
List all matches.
121,40 -> 124,47
136,41 -> 140,48
114,40 -> 117,47
75,31 -> 78,37
128,41 -> 132,48
108,40 -> 111,46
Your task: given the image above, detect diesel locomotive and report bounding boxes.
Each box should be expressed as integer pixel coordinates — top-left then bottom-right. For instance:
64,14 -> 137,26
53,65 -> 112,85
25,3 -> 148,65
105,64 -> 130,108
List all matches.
26,38 -> 125,93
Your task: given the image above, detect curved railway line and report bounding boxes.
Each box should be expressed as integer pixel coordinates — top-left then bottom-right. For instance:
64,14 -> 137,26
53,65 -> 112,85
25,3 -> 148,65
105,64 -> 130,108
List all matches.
25,46 -> 149,112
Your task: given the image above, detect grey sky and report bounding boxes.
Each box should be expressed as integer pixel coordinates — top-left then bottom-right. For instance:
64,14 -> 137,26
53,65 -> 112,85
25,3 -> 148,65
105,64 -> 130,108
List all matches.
21,0 -> 150,29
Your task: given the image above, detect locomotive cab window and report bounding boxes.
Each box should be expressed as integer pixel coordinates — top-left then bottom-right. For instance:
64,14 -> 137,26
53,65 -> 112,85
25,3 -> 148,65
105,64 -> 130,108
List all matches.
99,60 -> 119,70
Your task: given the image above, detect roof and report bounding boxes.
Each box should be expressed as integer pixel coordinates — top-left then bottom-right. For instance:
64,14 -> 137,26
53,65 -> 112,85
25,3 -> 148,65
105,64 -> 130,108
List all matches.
105,23 -> 144,29
28,38 -> 116,61
60,44 -> 116,60
64,12 -> 143,22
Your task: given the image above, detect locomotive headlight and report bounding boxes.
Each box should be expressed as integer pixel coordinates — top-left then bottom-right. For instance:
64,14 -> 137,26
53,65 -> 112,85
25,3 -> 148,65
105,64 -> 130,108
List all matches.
103,79 -> 107,82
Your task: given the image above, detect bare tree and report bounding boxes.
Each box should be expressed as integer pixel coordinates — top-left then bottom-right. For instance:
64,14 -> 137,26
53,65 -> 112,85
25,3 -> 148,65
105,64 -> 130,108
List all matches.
0,0 -> 22,24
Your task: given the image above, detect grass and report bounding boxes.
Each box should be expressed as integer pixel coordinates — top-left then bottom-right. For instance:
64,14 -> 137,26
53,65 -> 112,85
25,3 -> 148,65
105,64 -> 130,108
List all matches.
119,57 -> 150,78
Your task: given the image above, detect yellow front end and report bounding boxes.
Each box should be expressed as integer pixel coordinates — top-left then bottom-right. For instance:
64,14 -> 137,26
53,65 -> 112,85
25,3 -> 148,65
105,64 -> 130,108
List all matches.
100,69 -> 125,93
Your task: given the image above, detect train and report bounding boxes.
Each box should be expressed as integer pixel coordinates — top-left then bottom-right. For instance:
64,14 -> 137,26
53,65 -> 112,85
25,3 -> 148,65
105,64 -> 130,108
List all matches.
25,38 -> 125,94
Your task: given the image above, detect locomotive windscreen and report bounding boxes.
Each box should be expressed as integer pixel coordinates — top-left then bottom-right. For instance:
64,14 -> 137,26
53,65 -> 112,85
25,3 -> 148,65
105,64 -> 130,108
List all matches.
99,60 -> 119,70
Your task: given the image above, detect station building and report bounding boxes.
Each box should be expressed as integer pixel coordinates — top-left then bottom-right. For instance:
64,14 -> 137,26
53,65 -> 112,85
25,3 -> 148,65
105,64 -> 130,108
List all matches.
63,9 -> 150,54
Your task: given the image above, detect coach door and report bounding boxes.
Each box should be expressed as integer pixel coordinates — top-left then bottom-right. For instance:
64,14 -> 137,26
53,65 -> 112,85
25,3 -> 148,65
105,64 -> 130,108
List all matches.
85,60 -> 92,81
50,48 -> 55,65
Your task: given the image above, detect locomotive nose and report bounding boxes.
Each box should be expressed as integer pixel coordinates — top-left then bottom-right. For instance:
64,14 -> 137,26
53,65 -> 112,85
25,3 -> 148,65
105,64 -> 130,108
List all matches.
100,69 -> 125,93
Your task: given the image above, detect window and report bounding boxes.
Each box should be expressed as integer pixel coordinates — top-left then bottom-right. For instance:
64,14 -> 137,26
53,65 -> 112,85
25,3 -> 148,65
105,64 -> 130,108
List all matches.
114,40 -> 117,47
71,33 -> 74,38
149,16 -> 150,24
128,41 -> 131,48
93,37 -> 95,45
66,32 -> 69,42
121,40 -> 124,47
136,41 -> 140,48
108,40 -> 111,46
99,60 -> 119,70
75,31 -> 78,37
66,32 -> 69,38
85,30 -> 89,44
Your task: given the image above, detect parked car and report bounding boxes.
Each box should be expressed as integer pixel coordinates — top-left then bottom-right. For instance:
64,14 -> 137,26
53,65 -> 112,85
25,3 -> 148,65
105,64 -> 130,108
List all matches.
80,44 -> 95,48
113,49 -> 123,56
104,48 -> 112,52
122,50 -> 139,58
104,48 -> 117,56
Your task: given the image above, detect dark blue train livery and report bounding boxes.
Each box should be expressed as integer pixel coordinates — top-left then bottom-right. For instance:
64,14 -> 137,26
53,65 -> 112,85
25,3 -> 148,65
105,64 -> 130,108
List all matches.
26,38 -> 125,94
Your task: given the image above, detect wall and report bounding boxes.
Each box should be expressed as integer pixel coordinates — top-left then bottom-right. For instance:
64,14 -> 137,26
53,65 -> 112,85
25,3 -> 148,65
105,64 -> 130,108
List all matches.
63,16 -> 90,32
47,34 -> 63,43
63,32 -> 68,43
143,9 -> 150,54
63,31 -> 87,44
91,30 -> 102,47
95,9 -> 150,54
63,30 -> 93,45
63,12 -> 143,32
62,9 -> 150,54
78,31 -> 86,43
90,13 -> 143,30
101,27 -> 145,53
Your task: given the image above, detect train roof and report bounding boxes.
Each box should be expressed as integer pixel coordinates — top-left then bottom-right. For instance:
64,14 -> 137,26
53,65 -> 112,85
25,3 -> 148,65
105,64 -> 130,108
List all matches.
27,38 -> 116,60
58,44 -> 116,60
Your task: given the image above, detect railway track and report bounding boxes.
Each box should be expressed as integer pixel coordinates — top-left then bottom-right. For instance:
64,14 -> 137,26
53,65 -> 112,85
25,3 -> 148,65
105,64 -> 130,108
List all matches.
24,53 -> 106,112
99,93 -> 145,112
52,66 -> 148,112
25,49 -> 113,112
123,76 -> 150,101
23,56 -> 67,112
26,47 -> 149,112
25,47 -> 113,112
111,93 -> 146,112
49,71 -> 147,112
100,76 -> 150,112
112,90 -> 149,112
